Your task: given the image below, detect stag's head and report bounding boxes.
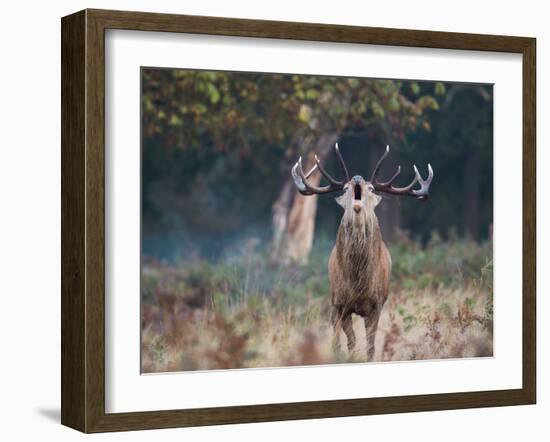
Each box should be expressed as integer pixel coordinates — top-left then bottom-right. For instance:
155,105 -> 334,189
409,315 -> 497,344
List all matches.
335,175 -> 381,217
291,143 -> 434,221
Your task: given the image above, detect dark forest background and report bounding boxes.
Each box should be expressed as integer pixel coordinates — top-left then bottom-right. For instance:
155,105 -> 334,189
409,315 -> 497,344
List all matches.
141,68 -> 493,263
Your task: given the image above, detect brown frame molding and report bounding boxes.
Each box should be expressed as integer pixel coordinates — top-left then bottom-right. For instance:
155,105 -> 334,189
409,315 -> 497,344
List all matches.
61,8 -> 536,433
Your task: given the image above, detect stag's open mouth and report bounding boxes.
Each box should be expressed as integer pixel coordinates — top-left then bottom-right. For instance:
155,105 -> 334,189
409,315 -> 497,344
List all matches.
354,184 -> 362,201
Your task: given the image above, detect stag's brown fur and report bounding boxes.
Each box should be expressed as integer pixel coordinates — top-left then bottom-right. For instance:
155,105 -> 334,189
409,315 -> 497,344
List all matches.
328,179 -> 391,360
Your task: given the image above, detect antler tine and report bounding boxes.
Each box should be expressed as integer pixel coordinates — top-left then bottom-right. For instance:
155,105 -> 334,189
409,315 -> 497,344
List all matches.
371,145 -> 402,187
370,146 -> 434,201
378,165 -> 402,187
315,154 -> 344,186
411,164 -> 434,200
335,143 -> 350,182
304,163 -> 318,179
390,168 -> 418,192
290,142 -> 350,196
291,157 -> 313,195
370,145 -> 390,183
290,156 -> 336,195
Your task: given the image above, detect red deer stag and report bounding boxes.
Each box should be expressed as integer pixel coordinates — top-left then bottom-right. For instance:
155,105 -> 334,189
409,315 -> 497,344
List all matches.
291,144 -> 433,361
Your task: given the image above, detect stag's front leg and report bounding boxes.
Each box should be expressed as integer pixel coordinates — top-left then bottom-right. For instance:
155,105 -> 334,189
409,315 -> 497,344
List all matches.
364,311 -> 380,362
330,306 -> 343,352
342,313 -> 356,353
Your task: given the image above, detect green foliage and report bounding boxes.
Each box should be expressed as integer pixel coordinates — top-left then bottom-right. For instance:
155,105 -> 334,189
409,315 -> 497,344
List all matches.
143,233 -> 491,316
434,82 -> 446,95
142,68 -> 438,154
389,231 -> 493,291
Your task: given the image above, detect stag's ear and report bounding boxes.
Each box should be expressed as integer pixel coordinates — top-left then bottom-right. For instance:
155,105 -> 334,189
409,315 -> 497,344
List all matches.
335,193 -> 346,208
372,193 -> 382,207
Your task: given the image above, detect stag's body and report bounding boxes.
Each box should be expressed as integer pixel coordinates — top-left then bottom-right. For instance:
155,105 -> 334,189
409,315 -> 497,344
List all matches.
291,143 -> 433,361
328,180 -> 391,360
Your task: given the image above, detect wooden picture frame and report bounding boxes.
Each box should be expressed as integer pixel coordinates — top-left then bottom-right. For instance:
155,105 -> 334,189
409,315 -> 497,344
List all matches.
61,8 -> 536,433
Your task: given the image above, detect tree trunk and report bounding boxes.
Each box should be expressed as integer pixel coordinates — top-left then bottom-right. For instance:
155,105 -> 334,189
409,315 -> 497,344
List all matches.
270,179 -> 293,261
271,132 -> 338,265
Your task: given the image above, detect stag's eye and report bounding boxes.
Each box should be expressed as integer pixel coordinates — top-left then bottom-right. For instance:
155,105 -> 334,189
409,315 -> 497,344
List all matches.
354,184 -> 362,200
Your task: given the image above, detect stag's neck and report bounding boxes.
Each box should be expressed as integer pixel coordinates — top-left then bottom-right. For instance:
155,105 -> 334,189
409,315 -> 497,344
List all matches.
336,210 -> 382,275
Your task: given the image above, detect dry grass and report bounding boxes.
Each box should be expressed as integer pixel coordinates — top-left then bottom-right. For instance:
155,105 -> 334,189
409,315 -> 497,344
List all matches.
141,236 -> 493,373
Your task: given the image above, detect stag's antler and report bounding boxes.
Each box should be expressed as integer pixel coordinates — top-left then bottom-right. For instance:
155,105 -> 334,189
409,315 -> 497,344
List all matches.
370,145 -> 434,201
291,143 -> 350,195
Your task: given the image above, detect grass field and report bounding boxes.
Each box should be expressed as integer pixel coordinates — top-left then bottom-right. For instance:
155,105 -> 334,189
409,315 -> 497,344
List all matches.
141,232 -> 493,373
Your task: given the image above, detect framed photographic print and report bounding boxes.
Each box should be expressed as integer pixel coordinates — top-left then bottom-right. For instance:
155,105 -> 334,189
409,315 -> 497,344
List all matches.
61,9 -> 536,433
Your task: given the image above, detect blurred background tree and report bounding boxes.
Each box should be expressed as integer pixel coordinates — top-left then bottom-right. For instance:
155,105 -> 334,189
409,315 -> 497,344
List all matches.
141,68 -> 492,264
